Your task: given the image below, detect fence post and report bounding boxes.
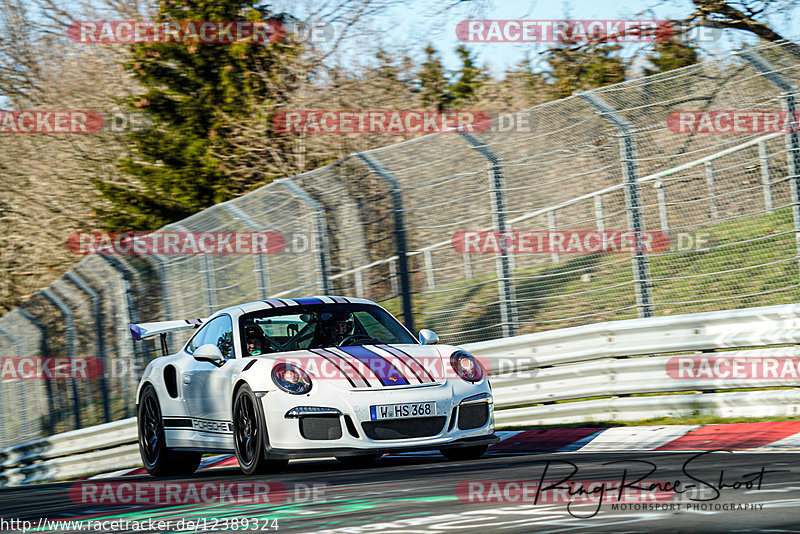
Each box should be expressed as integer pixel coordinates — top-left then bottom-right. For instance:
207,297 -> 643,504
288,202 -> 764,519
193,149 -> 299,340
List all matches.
704,162 -> 719,219
147,253 -> 174,324
580,91 -> 654,318
423,250 -> 435,289
459,132 -> 519,337
99,256 -> 145,416
0,323 -> 26,443
758,140 -> 774,211
464,253 -> 473,279
547,210 -> 559,264
0,324 -> 21,357
64,272 -> 111,423
200,256 -> 217,314
594,194 -> 605,233
221,203 -> 271,299
17,309 -> 55,433
276,178 -> 333,294
388,258 -> 399,295
354,269 -> 365,298
740,50 -> 800,264
39,288 -> 81,429
656,182 -> 670,233
356,152 -> 415,332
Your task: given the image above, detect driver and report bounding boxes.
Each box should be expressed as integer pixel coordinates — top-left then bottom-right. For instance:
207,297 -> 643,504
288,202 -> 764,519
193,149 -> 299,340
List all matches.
245,325 -> 268,356
314,314 -> 353,348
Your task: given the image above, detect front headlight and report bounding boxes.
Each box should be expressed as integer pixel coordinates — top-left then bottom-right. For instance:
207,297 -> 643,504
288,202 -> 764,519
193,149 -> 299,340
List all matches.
450,351 -> 484,383
271,363 -> 313,394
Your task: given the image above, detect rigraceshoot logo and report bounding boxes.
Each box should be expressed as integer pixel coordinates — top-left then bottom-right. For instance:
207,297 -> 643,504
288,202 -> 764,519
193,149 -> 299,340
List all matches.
456,452 -> 775,518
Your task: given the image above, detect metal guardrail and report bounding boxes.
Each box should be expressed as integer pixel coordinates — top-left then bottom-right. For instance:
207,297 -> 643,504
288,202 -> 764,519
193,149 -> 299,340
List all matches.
3,303 -> 800,485
472,303 -> 800,424
0,418 -> 137,486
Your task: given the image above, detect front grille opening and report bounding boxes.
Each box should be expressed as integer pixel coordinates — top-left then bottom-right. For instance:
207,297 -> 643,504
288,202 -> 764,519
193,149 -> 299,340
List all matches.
361,416 -> 446,440
344,414 -> 360,438
447,407 -> 458,432
457,403 -> 489,430
300,415 -> 343,440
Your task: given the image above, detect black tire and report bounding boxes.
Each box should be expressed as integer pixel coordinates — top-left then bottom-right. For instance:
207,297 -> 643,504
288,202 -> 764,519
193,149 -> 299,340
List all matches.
440,444 -> 488,461
335,453 -> 382,467
232,384 -> 288,475
137,384 -> 202,476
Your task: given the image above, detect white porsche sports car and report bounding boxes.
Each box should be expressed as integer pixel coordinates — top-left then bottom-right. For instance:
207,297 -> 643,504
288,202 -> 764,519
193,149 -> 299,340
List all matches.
131,296 -> 498,476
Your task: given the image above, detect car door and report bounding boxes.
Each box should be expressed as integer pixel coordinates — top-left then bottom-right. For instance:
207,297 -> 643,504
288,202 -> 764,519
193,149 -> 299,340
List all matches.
182,314 -> 235,427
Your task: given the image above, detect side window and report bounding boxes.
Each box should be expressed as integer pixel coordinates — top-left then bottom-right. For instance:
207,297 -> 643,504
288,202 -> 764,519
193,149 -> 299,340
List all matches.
186,323 -> 208,354
186,315 -> 234,357
210,316 -> 234,359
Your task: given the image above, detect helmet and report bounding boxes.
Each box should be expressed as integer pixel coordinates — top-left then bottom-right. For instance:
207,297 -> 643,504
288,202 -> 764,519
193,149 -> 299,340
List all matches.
245,325 -> 267,355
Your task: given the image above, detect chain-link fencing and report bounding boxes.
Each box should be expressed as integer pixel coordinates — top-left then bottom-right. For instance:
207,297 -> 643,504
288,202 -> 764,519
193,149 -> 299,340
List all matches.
2,41 -> 800,446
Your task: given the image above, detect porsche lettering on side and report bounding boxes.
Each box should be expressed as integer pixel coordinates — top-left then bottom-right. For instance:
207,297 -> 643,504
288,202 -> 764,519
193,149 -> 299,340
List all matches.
132,296 -> 498,476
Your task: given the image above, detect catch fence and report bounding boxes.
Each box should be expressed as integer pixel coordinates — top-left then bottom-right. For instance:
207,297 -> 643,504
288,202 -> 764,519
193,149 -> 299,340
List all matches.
2,41 -> 800,445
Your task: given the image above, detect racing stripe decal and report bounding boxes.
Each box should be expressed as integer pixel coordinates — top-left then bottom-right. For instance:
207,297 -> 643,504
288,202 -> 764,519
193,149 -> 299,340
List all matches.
292,297 -> 324,305
336,346 -> 409,386
271,298 -> 296,307
329,296 -> 349,304
380,348 -> 424,384
309,348 -> 369,388
327,348 -> 377,386
313,351 -> 358,388
371,345 -> 428,384
378,345 -> 437,382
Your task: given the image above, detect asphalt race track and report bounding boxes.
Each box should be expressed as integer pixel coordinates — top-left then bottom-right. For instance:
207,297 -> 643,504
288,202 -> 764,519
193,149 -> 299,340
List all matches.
2,450 -> 800,533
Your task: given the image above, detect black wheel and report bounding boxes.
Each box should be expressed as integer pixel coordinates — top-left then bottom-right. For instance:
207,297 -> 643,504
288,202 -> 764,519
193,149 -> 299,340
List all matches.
440,445 -> 488,461
335,453 -> 382,467
233,384 -> 288,475
137,384 -> 202,476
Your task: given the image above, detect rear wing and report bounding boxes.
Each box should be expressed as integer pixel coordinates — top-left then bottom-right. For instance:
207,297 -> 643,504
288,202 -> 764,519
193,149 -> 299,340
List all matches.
130,319 -> 204,355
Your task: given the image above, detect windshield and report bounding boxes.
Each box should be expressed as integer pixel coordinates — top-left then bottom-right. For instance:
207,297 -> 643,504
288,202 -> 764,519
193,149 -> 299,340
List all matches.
240,303 -> 416,356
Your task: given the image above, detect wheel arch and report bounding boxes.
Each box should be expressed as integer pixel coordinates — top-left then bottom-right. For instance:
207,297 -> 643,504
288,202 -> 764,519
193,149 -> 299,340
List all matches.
136,380 -> 154,407
232,377 -> 251,399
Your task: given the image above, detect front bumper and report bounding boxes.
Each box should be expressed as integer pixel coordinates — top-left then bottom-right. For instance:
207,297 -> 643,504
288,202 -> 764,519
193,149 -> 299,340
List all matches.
264,434 -> 499,459
259,379 -> 495,456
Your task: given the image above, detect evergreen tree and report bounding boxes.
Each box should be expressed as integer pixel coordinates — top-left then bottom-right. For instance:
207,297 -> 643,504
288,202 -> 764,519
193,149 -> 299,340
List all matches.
449,45 -> 487,104
644,38 -> 699,75
545,35 -> 627,98
418,44 -> 453,111
95,0 -> 299,231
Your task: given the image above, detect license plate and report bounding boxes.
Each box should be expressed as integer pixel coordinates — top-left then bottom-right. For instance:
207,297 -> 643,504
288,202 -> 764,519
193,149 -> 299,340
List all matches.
370,401 -> 436,420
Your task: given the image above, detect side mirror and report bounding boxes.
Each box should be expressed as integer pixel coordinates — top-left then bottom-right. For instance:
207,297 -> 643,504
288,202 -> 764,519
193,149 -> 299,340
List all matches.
418,329 -> 439,345
194,343 -> 224,366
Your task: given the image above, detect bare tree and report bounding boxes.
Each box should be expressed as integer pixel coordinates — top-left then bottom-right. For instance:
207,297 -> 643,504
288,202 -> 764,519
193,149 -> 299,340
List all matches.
684,1 -> 800,58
